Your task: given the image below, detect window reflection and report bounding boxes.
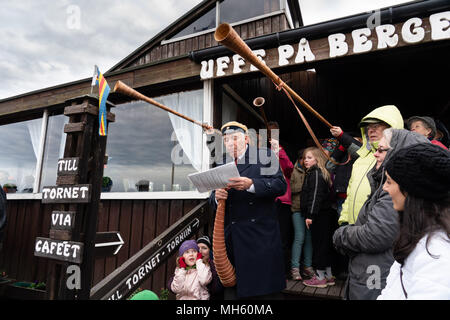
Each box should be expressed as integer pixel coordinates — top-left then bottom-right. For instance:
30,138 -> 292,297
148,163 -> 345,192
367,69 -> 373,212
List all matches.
170,5 -> 216,39
220,0 -> 280,24
40,114 -> 68,191
298,0 -> 415,26
0,117 -> 42,193
103,89 -> 203,192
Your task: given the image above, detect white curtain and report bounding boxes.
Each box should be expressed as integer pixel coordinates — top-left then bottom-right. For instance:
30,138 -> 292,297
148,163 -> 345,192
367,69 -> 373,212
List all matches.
25,118 -> 42,191
27,119 -> 42,161
58,117 -> 69,158
158,90 -> 204,172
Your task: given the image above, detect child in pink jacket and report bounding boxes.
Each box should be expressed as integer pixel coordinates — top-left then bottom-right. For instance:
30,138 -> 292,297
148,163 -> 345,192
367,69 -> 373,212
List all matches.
170,240 -> 212,300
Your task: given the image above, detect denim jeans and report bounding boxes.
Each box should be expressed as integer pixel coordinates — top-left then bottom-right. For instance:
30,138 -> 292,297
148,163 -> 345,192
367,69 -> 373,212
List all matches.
336,197 -> 346,215
291,212 -> 313,269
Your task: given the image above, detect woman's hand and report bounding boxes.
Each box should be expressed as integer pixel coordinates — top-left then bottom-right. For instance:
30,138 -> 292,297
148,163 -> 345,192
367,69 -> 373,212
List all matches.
330,126 -> 343,138
178,257 -> 187,269
305,219 -> 313,229
270,138 -> 280,154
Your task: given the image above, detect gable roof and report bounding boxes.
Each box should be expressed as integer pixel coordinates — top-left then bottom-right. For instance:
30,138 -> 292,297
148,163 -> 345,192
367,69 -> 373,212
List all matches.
109,0 -> 216,72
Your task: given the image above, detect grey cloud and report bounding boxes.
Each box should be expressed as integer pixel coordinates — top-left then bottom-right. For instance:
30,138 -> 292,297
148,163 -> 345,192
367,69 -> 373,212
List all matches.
0,0 -> 202,99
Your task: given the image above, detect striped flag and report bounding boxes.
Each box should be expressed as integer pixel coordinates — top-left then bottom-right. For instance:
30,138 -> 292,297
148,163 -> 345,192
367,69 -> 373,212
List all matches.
92,65 -> 110,136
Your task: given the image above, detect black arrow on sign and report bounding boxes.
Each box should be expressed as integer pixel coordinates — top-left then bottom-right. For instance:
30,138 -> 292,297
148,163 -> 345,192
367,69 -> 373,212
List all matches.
95,232 -> 124,257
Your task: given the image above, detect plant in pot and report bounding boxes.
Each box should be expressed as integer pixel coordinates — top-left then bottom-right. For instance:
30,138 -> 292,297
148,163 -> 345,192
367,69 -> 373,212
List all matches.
3,183 -> 17,193
102,177 -> 113,192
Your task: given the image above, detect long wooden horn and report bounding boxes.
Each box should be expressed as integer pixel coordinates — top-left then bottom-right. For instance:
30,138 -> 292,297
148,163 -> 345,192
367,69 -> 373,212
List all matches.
215,23 -> 332,129
253,97 -> 269,129
113,81 -> 213,131
212,199 -> 236,287
253,96 -> 271,142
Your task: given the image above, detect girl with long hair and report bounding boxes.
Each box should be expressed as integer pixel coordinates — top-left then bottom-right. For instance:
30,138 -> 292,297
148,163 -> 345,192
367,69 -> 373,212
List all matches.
300,147 -> 337,288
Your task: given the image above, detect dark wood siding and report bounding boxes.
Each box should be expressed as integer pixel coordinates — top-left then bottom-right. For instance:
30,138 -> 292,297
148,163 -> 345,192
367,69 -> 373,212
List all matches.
0,198 -> 213,296
216,44 -> 450,162
128,13 -> 290,68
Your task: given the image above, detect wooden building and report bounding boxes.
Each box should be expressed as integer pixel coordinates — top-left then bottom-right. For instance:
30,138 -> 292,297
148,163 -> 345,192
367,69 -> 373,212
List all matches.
0,0 -> 449,299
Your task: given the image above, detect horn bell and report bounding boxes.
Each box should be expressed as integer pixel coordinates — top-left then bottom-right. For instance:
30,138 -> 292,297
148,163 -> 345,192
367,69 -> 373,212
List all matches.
253,97 -> 265,108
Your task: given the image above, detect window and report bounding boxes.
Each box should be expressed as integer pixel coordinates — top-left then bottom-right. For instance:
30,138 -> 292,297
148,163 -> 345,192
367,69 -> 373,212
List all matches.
220,0 -> 281,24
0,117 -> 43,193
222,91 -> 238,124
40,113 -> 68,191
167,0 -> 284,42
169,6 -> 216,39
103,89 -> 204,192
298,0 -> 416,26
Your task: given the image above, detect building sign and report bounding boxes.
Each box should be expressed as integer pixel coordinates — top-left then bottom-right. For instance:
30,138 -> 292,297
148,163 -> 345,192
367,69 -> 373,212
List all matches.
51,211 -> 76,230
42,184 -> 91,203
34,237 -> 84,264
200,12 -> 450,79
57,157 -> 80,175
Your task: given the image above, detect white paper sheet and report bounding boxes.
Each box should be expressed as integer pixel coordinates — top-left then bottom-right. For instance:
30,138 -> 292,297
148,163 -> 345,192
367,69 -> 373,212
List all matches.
187,162 -> 240,193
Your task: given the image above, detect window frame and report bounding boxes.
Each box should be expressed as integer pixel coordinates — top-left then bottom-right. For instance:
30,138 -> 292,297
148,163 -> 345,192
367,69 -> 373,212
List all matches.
6,81 -> 213,201
161,0 -> 288,45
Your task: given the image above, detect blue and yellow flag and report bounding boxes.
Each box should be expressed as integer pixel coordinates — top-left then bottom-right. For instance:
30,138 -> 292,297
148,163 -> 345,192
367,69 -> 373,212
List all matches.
91,65 -> 110,136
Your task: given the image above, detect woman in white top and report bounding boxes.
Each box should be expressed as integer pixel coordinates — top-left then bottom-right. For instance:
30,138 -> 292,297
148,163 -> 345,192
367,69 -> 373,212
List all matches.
378,143 -> 450,300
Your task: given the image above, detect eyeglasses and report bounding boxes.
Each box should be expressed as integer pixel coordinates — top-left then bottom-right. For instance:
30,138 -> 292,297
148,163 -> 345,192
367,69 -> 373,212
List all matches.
367,123 -> 384,130
375,147 -> 390,153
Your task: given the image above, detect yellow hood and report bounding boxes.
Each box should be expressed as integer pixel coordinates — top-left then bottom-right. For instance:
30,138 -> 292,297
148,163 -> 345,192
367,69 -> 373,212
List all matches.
358,105 -> 404,156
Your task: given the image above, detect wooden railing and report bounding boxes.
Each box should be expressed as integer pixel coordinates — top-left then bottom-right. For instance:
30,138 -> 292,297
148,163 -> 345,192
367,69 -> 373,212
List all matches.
90,200 -> 210,300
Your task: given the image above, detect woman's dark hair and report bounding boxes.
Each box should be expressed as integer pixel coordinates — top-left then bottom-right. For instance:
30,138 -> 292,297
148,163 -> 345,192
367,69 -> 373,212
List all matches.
393,190 -> 450,266
297,148 -> 305,161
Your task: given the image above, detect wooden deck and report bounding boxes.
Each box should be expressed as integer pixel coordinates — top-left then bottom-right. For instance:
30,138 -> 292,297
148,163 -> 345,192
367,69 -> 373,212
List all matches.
283,279 -> 346,300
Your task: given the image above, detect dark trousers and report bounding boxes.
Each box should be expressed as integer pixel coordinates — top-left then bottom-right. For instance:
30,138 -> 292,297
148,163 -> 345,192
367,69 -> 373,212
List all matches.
276,200 -> 293,277
310,210 -> 336,270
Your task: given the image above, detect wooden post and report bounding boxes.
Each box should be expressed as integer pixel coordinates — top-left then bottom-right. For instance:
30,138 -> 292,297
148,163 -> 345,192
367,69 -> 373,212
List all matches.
38,95 -> 115,300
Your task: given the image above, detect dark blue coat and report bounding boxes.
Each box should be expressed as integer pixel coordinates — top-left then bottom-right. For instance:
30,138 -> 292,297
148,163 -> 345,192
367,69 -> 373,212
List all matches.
209,147 -> 287,298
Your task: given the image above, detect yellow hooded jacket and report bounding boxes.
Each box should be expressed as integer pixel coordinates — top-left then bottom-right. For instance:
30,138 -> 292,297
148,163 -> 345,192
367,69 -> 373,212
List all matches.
338,105 -> 404,225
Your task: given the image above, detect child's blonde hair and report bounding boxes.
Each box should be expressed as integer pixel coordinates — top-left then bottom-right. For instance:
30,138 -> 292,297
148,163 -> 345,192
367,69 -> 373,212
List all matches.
303,147 -> 331,185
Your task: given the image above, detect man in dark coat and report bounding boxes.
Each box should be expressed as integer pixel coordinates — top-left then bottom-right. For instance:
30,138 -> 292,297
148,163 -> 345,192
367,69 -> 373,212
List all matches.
209,121 -> 287,299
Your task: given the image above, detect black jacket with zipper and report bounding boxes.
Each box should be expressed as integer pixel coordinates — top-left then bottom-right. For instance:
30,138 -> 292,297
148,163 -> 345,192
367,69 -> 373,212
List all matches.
300,166 -> 332,220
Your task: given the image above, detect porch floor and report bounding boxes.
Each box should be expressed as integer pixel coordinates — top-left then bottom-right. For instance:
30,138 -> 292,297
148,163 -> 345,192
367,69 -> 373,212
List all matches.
283,278 -> 346,300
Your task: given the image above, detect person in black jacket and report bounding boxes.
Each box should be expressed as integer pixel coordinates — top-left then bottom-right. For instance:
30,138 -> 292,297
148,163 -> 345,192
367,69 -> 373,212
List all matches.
301,147 -> 337,288
325,129 -> 362,214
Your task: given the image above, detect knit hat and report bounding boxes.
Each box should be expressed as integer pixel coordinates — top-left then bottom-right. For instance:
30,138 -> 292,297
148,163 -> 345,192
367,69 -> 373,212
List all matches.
406,116 -> 437,138
197,235 -> 212,250
130,290 -> 159,300
178,240 -> 199,256
385,143 -> 450,200
320,138 -> 338,153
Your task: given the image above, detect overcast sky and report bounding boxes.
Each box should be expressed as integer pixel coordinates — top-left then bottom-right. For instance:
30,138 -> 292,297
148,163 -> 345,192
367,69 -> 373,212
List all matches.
0,0 -> 414,100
